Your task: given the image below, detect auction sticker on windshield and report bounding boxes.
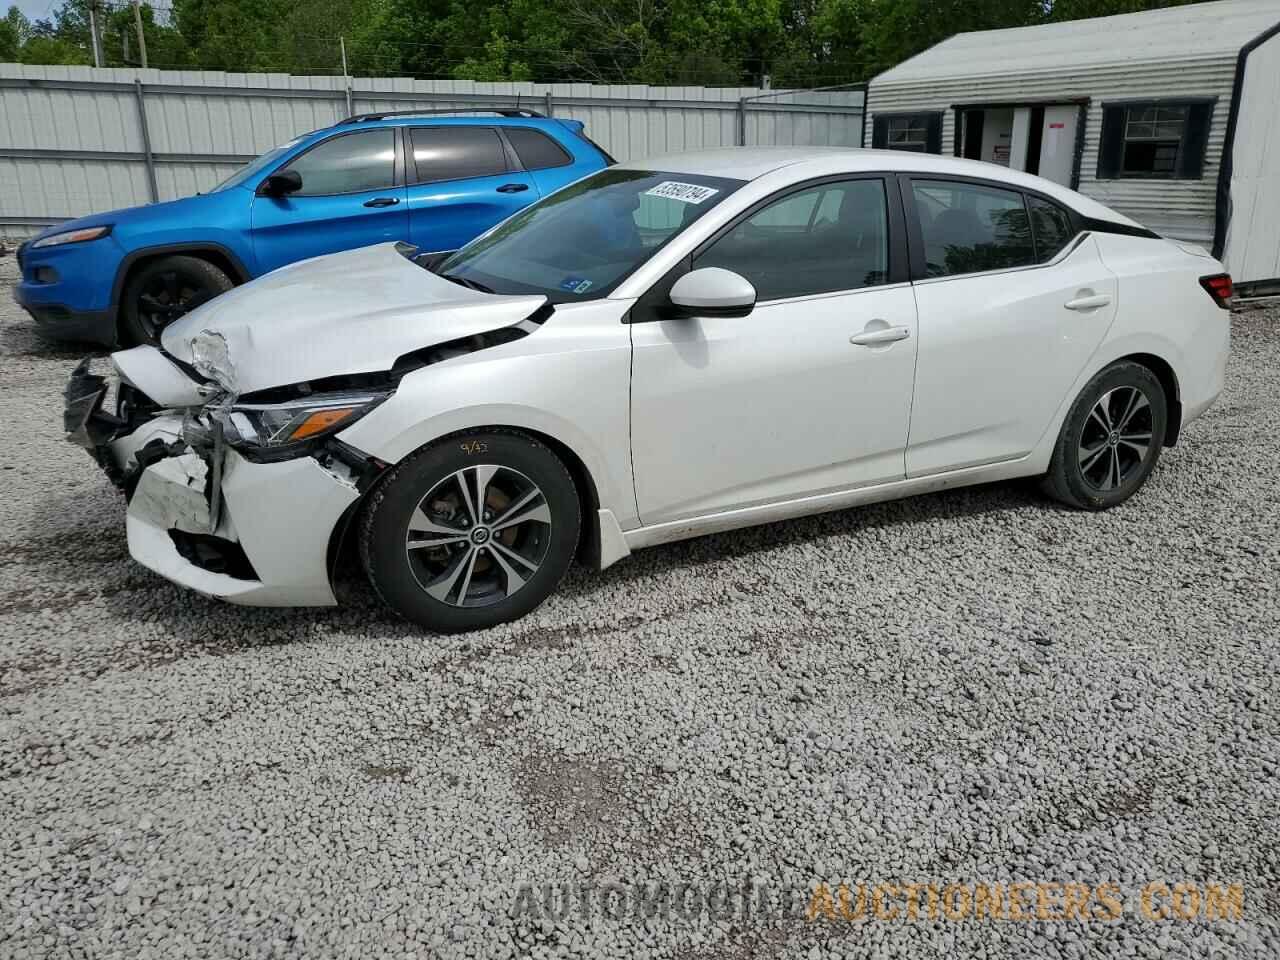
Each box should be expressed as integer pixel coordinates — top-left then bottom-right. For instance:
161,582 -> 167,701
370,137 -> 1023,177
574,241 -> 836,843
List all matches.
645,181 -> 720,204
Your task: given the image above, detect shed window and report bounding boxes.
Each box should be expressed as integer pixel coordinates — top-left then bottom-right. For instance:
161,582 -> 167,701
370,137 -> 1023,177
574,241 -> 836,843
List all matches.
1097,100 -> 1213,181
888,117 -> 929,151
1122,105 -> 1186,175
871,112 -> 943,155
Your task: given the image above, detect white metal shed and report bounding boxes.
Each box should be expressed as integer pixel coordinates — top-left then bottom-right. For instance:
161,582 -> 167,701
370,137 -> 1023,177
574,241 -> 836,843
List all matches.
864,0 -> 1280,292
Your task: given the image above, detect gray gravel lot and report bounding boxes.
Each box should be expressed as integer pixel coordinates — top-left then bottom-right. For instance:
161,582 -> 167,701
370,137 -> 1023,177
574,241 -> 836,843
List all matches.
1,248 -> 1278,960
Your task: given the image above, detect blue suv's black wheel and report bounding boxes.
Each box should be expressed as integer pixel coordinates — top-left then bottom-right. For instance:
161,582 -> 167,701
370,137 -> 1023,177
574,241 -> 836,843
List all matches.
120,255 -> 233,346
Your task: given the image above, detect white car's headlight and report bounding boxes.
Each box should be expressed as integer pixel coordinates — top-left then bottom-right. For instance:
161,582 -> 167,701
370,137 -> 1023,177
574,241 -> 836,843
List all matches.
32,225 -> 113,248
218,390 -> 391,458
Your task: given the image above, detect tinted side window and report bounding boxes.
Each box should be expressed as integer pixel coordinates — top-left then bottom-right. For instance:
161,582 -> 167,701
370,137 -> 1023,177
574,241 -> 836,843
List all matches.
696,179 -> 889,302
912,180 -> 1033,278
285,130 -> 395,196
410,127 -> 507,184
1028,196 -> 1075,263
506,128 -> 572,171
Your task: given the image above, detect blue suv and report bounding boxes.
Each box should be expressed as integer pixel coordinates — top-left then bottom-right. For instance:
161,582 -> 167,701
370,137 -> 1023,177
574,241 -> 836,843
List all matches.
15,109 -> 612,345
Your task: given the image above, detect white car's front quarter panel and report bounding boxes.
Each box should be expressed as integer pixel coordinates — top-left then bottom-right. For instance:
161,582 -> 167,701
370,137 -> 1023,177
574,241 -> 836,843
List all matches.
336,298 -> 640,529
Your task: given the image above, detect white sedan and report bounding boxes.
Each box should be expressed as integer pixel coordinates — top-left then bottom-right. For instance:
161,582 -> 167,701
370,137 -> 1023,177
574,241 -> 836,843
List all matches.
64,147 -> 1231,632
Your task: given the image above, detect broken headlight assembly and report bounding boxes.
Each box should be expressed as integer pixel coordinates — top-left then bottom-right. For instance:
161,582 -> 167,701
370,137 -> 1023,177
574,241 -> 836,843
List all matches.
213,390 -> 391,461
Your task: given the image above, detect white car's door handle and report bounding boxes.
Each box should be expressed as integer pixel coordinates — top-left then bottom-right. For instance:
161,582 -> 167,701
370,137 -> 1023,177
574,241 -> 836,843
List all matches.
1064,294 -> 1112,311
849,326 -> 911,346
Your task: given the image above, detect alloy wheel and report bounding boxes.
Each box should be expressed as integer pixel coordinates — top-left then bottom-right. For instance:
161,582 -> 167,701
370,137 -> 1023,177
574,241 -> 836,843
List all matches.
1078,385 -> 1154,491
404,464 -> 552,607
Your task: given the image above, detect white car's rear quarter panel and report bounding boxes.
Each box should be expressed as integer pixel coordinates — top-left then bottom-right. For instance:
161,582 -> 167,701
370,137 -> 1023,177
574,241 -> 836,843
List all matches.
1092,234 -> 1230,429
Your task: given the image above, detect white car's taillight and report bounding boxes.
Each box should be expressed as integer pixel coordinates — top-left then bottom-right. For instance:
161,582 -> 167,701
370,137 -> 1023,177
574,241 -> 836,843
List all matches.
1199,273 -> 1233,310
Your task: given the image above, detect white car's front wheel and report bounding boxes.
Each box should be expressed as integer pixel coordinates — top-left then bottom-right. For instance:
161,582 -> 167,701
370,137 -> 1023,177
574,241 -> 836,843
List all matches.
359,431 -> 580,633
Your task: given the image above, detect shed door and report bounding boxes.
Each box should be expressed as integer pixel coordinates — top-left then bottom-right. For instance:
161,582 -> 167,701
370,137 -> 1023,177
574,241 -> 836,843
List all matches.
1037,106 -> 1078,187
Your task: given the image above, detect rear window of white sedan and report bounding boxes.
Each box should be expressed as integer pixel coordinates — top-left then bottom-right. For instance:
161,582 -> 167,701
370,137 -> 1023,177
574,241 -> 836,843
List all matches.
913,179 -> 1035,278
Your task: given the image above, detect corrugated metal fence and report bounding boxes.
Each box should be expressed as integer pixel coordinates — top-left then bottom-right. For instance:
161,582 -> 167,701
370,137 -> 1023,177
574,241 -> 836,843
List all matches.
0,64 -> 864,237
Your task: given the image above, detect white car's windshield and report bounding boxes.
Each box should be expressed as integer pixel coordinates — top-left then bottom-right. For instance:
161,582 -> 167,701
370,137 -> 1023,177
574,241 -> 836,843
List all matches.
438,169 -> 744,302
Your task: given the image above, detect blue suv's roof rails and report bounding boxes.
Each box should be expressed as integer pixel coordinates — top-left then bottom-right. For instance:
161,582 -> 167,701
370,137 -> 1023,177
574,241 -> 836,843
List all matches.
340,107 -> 545,124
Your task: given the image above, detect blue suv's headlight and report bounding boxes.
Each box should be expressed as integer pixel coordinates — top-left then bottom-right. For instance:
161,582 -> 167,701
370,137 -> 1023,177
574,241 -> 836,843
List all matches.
32,225 -> 113,249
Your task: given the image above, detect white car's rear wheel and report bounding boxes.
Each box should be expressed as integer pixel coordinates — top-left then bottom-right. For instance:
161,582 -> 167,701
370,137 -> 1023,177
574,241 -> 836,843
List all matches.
359,431 -> 580,632
1042,361 -> 1168,510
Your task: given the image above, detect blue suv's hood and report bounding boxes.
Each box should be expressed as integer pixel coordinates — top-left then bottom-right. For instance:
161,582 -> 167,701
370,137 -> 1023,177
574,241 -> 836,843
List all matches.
30,192 -> 233,244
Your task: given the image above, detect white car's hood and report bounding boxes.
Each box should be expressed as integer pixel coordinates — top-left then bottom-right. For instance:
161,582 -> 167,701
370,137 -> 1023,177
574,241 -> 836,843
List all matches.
159,243 -> 547,394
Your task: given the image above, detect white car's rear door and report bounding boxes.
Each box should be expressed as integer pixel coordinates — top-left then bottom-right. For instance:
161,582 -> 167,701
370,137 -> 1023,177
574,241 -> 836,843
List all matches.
902,178 -> 1119,477
629,176 -> 919,525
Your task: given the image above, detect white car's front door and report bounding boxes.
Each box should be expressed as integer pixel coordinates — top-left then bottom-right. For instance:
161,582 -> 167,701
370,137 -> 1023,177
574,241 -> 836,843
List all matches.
629,177 -> 919,526
902,178 -> 1119,477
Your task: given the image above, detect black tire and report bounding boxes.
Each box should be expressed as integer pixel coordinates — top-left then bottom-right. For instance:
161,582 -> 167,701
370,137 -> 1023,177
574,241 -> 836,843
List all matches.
359,430 -> 580,633
120,255 -> 234,346
1041,361 -> 1168,510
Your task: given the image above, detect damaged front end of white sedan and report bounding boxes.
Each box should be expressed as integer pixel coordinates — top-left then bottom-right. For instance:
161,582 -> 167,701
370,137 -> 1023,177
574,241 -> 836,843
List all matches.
62,241 -> 557,611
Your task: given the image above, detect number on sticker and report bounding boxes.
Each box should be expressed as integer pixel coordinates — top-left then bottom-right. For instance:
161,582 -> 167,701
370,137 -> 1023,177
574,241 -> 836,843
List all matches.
644,181 -> 720,204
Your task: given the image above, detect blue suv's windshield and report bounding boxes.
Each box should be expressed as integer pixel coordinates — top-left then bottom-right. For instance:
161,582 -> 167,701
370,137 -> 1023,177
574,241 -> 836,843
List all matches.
210,136 -> 306,192
439,168 -> 744,302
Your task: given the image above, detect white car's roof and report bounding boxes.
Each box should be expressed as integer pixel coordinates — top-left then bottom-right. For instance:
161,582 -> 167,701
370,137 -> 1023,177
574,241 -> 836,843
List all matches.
618,146 -> 1143,229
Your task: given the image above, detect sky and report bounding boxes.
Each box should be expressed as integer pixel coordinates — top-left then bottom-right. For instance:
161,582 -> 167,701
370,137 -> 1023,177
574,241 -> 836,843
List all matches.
10,0 -> 61,22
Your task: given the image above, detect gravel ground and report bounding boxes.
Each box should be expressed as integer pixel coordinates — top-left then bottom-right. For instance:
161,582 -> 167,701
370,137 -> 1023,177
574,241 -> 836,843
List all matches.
1,248 -> 1278,960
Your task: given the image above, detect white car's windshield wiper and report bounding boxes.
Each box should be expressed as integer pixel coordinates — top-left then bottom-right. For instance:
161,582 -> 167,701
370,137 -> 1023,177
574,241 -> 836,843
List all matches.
442,273 -> 495,294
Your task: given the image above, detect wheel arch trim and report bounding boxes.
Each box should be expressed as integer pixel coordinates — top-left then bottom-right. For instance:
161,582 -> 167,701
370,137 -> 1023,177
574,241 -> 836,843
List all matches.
109,241 -> 253,315
1029,334 -> 1188,467
344,407 -> 633,570
1111,351 -> 1182,446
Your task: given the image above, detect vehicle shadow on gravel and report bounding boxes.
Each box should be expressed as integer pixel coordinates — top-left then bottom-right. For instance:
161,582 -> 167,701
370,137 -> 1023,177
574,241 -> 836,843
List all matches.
0,318 -> 108,361
88,477 -> 1060,657
566,477 -> 1062,595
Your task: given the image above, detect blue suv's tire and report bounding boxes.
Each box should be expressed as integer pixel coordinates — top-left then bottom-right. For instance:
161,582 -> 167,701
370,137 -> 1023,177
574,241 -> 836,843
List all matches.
120,255 -> 233,346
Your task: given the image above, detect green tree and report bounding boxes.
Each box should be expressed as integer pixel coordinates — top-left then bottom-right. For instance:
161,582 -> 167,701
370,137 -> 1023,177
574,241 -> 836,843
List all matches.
1,6 -> 29,61
6,0 -> 1219,85
1046,0 -> 1201,20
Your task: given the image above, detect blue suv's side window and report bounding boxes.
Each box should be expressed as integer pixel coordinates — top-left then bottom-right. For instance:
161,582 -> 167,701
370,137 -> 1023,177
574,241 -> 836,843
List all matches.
505,128 -> 573,171
408,127 -> 508,184
284,129 -> 397,196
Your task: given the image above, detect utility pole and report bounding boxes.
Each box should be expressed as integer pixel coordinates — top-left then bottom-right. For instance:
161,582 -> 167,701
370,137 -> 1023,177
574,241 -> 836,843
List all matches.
132,0 -> 148,69
340,37 -> 352,117
87,0 -> 104,68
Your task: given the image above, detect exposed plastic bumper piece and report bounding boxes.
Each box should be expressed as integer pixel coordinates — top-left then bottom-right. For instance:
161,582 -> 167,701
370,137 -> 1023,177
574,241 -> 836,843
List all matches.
126,447 -> 360,607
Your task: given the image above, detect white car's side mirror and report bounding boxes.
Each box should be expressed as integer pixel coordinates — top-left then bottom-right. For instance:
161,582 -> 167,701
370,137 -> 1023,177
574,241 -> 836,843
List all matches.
668,267 -> 757,319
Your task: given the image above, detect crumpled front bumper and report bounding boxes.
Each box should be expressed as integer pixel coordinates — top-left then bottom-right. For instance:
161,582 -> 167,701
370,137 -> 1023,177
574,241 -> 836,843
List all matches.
121,426 -> 361,606
66,355 -> 364,607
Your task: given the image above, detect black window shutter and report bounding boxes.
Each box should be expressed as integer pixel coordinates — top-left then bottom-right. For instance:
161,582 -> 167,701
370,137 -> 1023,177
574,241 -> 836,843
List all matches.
1177,102 -> 1212,179
1096,105 -> 1126,179
872,115 -> 888,149
925,113 -> 943,154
